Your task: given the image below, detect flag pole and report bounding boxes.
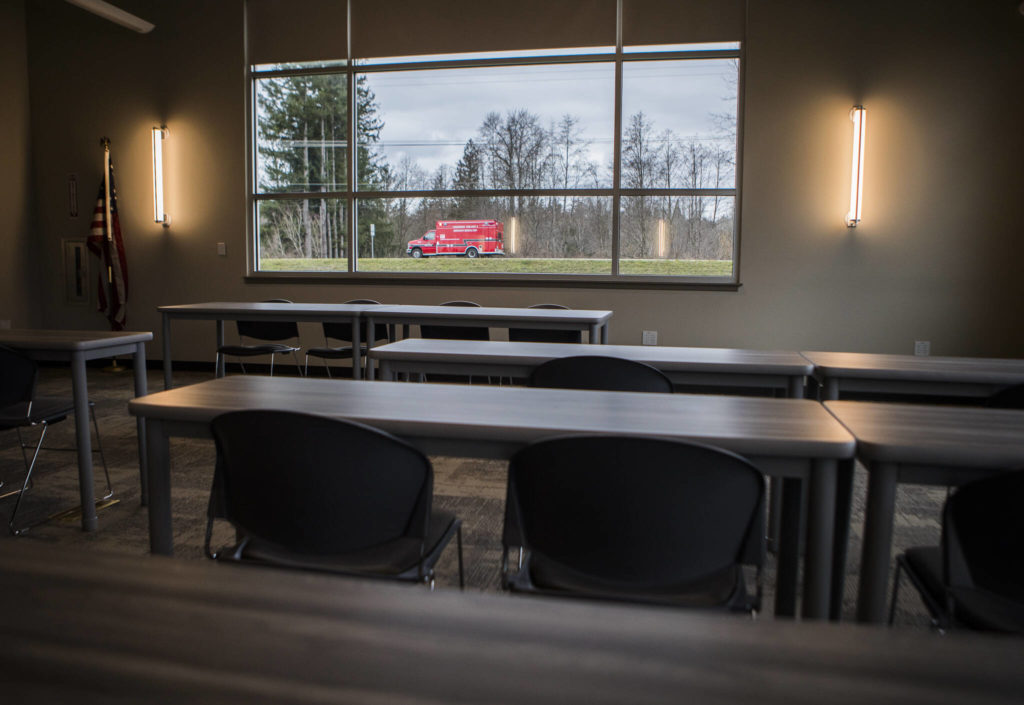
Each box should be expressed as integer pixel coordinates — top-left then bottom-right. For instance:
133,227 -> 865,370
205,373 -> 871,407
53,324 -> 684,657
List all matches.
101,137 -> 124,373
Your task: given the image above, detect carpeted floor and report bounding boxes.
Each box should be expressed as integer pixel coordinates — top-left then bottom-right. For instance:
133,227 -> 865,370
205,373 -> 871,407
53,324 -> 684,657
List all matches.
0,365 -> 944,628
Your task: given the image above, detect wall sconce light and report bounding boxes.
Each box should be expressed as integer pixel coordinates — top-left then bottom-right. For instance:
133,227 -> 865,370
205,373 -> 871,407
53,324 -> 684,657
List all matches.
152,125 -> 169,226
845,106 -> 866,227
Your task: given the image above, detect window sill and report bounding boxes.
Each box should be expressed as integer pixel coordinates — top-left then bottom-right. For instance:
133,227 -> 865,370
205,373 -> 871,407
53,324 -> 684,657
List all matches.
244,271 -> 742,291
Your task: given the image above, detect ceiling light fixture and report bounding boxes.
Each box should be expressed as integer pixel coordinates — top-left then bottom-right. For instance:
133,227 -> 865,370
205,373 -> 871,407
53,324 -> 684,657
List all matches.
65,0 -> 154,34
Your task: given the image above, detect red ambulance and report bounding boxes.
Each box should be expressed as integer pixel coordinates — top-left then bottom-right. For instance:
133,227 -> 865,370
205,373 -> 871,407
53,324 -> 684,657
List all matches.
406,220 -> 504,258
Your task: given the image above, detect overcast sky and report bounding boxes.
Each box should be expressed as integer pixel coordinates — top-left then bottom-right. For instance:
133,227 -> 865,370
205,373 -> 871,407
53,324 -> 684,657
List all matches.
364,58 -> 737,181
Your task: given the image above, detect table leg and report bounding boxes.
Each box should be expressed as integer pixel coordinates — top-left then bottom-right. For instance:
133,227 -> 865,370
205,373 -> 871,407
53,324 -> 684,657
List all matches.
379,360 -> 394,381
774,477 -> 803,617
767,478 -> 782,553
350,315 -> 362,379
134,342 -> 149,506
70,353 -> 98,531
146,418 -> 173,555
856,461 -> 899,623
829,458 -> 856,620
215,320 -> 226,378
162,313 -> 173,389
787,376 -> 804,399
802,459 -> 837,619
824,378 -> 840,401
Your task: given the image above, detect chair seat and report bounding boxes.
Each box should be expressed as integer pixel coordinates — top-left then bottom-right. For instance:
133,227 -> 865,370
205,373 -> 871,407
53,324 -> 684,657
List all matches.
950,586 -> 1024,633
223,509 -> 460,580
305,345 -> 357,360
512,553 -> 751,610
0,396 -> 78,428
902,547 -> 1024,633
217,343 -> 299,357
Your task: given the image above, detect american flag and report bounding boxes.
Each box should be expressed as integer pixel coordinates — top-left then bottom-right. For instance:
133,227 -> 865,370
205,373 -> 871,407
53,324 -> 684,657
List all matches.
86,157 -> 129,330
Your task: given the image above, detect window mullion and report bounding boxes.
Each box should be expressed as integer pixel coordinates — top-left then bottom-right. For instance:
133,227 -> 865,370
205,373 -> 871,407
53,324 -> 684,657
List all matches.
610,0 -> 623,276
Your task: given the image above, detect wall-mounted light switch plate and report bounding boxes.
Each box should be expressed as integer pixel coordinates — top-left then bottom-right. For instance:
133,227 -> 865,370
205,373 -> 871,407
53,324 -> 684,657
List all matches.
217,242 -> 227,256
642,330 -> 658,346
914,340 -> 931,356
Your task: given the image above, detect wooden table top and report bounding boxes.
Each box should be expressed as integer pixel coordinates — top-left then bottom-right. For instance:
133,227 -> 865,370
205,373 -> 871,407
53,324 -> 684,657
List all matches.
0,328 -> 153,351
372,339 -> 812,374
1,540 -> 1021,705
825,400 -> 1024,467
803,351 -> 1024,384
129,376 -> 853,459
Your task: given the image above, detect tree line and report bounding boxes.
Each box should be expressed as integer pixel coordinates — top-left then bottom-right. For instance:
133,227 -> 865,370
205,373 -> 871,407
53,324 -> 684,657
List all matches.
256,73 -> 735,262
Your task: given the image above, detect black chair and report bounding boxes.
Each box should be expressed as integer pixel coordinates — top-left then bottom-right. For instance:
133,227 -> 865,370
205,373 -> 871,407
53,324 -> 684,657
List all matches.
216,299 -> 302,377
985,383 -> 1024,409
0,345 -> 111,535
420,300 -> 489,341
528,355 -> 673,393
889,469 -> 1024,633
420,301 -> 489,383
304,299 -> 389,378
205,410 -> 463,588
508,303 -> 582,344
502,435 -> 765,612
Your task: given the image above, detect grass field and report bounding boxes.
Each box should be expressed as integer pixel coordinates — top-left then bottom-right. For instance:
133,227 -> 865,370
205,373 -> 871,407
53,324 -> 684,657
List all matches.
261,257 -> 732,276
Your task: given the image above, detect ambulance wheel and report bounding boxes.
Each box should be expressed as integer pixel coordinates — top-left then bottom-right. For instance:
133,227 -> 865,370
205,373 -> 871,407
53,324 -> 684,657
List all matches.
466,247 -> 479,259
410,248 -> 423,259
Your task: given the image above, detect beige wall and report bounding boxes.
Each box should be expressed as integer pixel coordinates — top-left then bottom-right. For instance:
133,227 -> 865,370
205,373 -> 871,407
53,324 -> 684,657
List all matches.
17,0 -> 1024,362
0,0 -> 39,328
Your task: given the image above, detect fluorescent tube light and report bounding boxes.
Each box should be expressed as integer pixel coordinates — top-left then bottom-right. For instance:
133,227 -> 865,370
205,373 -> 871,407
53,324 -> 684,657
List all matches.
846,106 -> 866,227
65,0 -> 154,34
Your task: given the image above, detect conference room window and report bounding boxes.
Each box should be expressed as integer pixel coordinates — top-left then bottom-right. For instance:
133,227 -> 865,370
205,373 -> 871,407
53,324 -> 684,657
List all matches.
248,3 -> 743,285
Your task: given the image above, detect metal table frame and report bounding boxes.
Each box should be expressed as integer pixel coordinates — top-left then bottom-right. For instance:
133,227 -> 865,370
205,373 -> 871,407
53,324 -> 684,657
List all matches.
0,329 -> 152,530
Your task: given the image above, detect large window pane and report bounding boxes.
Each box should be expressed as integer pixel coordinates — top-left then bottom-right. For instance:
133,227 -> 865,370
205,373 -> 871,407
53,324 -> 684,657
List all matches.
355,196 -> 612,274
358,63 -> 615,190
255,74 -> 348,193
619,195 -> 734,276
257,198 -> 347,271
621,59 -> 737,189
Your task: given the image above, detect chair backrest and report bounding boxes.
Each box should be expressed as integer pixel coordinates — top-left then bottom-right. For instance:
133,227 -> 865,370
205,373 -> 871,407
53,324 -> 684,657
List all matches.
0,345 -> 38,410
322,299 -> 388,344
237,299 -> 299,342
528,355 -> 673,393
984,384 -> 1024,409
421,300 -> 489,341
504,435 -> 765,587
509,304 -> 582,344
209,410 -> 434,555
944,469 -> 1024,603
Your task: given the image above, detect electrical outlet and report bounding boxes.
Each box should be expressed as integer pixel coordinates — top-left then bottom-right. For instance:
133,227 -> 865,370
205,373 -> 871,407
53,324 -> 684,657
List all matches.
914,340 -> 930,356
642,330 -> 658,346
217,242 -> 227,256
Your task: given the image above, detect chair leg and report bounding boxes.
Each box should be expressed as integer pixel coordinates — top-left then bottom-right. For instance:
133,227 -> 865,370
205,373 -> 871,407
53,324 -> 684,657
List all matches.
90,405 -> 113,501
291,351 -> 303,376
889,561 -> 903,626
269,354 -> 275,377
9,423 -> 49,535
8,407 -> 112,535
457,524 -> 465,590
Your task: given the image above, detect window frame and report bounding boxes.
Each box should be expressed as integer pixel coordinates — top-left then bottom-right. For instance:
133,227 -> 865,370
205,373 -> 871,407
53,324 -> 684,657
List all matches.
247,43 -> 744,289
